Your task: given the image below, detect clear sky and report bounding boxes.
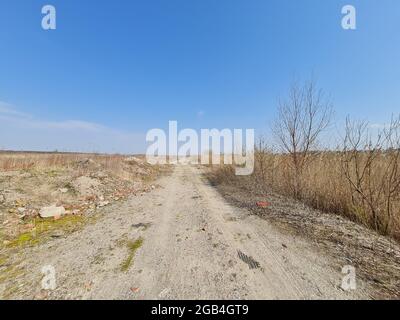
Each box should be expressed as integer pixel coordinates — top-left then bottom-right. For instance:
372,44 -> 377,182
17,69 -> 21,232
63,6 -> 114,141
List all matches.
0,0 -> 399,153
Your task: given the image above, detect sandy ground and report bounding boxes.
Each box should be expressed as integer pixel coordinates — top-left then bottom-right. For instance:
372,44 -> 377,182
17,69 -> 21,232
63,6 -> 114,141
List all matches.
1,165 -> 372,299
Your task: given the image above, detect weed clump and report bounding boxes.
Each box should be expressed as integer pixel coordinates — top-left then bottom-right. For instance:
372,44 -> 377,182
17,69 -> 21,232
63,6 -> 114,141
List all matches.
120,238 -> 144,272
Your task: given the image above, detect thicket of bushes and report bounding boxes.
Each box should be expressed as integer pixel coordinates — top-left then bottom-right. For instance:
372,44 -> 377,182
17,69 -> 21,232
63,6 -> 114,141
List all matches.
213,80 -> 400,240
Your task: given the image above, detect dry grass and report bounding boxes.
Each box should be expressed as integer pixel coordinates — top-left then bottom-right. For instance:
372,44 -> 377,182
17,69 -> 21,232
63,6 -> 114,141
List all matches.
0,152 -> 151,180
0,152 -> 86,171
0,151 -> 166,245
209,150 -> 400,241
209,167 -> 400,299
209,111 -> 400,241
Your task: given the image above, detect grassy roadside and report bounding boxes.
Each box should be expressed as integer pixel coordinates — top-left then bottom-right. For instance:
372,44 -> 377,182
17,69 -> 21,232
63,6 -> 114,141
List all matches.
205,167 -> 400,299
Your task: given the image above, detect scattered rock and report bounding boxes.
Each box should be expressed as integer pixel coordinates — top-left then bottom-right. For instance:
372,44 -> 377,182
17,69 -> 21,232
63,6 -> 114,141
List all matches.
17,207 -> 26,214
72,176 -> 102,197
97,201 -> 110,208
39,205 -> 66,218
50,230 -> 65,238
0,154 -> 159,245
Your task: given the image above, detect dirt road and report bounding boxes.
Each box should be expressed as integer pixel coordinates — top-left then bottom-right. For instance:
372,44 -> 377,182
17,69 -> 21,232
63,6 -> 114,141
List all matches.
2,166 -> 370,299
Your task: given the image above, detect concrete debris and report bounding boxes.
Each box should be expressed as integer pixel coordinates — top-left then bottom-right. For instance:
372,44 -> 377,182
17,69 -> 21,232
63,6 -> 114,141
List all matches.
39,205 -> 66,218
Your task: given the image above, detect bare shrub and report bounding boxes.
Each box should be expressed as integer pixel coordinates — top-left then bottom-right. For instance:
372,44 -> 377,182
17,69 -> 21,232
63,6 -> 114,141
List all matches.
342,116 -> 400,236
213,138 -> 400,240
273,80 -> 332,197
254,137 -> 277,193
207,77 -> 400,240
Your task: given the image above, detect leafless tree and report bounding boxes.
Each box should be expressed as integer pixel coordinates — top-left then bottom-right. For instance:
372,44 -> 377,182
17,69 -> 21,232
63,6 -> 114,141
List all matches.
273,80 -> 332,197
341,118 -> 383,230
341,116 -> 400,235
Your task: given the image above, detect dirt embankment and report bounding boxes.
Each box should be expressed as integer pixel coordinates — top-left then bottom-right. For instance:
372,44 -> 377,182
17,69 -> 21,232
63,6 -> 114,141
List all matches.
0,154 -> 166,247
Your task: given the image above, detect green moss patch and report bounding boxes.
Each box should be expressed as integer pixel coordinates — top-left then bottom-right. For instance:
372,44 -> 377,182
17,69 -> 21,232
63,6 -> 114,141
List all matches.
5,215 -> 85,248
120,238 -> 144,272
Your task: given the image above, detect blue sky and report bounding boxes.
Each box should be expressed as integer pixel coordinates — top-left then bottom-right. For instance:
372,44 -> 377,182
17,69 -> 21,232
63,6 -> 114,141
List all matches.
0,0 -> 399,153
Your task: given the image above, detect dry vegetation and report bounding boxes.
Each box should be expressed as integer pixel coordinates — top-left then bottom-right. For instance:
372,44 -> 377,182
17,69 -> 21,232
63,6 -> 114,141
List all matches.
209,81 -> 400,241
208,164 -> 400,298
0,152 -> 166,246
206,81 -> 400,297
0,152 -> 147,178
249,147 -> 400,240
